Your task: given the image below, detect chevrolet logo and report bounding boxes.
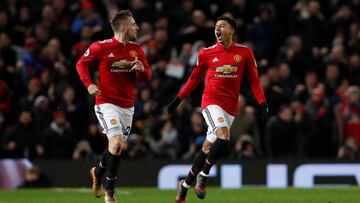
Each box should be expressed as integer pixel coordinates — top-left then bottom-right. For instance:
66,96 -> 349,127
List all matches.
215,65 -> 238,73
111,59 -> 132,68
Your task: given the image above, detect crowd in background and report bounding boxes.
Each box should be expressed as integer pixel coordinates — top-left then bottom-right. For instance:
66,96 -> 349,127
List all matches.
0,0 -> 359,161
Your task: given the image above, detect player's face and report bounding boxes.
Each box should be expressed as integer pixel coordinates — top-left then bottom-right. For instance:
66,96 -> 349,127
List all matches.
125,17 -> 139,41
215,20 -> 234,45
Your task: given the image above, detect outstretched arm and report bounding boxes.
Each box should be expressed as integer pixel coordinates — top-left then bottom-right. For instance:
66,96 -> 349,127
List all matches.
177,63 -> 207,100
167,50 -> 207,114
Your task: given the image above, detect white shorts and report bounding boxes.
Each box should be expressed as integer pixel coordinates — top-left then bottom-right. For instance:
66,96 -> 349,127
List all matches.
94,103 -> 134,140
202,105 -> 235,143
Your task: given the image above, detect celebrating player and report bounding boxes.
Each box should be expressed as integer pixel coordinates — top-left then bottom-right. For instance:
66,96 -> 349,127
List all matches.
167,15 -> 268,203
76,10 -> 151,203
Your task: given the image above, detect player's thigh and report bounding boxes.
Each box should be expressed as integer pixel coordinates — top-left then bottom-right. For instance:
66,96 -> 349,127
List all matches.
114,105 -> 134,141
202,105 -> 234,141
94,103 -> 133,141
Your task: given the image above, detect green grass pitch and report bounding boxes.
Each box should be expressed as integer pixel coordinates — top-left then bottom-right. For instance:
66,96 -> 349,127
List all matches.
1,187 -> 360,203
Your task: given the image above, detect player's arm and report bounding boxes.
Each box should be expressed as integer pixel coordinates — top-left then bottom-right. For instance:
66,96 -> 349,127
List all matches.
245,47 -> 269,119
133,47 -> 152,82
76,42 -> 102,95
167,50 -> 207,114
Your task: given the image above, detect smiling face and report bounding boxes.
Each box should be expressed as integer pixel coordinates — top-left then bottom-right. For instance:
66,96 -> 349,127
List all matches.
215,20 -> 234,46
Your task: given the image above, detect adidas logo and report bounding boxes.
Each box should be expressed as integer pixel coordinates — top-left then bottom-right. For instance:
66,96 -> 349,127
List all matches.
212,57 -> 219,62
108,53 -> 115,58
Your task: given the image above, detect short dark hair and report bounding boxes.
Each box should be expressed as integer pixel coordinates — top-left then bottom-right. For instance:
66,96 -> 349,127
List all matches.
217,15 -> 237,30
110,10 -> 133,32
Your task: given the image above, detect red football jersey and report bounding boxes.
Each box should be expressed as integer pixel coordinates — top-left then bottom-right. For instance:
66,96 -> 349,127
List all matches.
76,38 -> 152,108
178,42 -> 266,116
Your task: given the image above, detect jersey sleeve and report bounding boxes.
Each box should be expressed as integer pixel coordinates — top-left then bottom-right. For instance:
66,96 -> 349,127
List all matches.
76,42 -> 102,87
245,47 -> 266,104
178,49 -> 207,100
136,46 -> 152,82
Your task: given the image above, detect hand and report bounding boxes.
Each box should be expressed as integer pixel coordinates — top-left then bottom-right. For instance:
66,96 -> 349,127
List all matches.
167,96 -> 182,115
87,83 -> 101,95
130,57 -> 145,72
257,103 -> 269,121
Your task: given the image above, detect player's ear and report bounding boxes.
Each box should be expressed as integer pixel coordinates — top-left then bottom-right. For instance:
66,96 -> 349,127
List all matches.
120,25 -> 126,33
230,28 -> 235,35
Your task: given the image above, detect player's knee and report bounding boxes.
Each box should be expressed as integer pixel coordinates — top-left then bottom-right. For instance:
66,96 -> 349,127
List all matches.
202,145 -> 211,154
215,127 -> 230,140
109,135 -> 124,155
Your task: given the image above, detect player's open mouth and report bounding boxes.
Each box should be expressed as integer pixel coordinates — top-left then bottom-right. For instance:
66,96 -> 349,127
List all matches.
216,32 -> 222,40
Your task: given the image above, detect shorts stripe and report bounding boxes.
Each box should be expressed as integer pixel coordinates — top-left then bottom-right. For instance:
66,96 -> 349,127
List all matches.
204,107 -> 216,130
224,112 -> 231,128
96,105 -> 108,132
117,117 -> 128,135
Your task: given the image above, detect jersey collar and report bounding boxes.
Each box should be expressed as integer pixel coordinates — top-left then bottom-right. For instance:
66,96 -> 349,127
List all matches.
217,42 -> 235,50
112,37 -> 125,46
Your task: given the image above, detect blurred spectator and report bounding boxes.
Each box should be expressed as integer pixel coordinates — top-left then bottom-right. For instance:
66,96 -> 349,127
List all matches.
18,166 -> 51,188
58,85 -> 83,128
0,79 -> 11,115
335,86 -> 360,150
232,134 -> 255,159
149,119 -> 178,159
0,10 -> 10,33
71,0 -> 104,39
0,32 -> 17,73
264,66 -> 291,114
122,133 -> 150,159
82,117 -> 107,155
278,63 -> 298,96
3,110 -> 37,158
230,95 -> 261,156
182,108 -> 207,160
39,111 -> 76,159
347,22 -> 360,54
33,95 -> 52,134
12,5 -> 32,46
72,140 -> 94,160
337,138 -> 360,160
138,21 -> 153,45
290,1 -> 325,49
246,4 -> 280,62
72,26 -> 93,60
323,63 -> 341,99
19,37 -> 43,82
294,70 -> 319,103
18,78 -> 42,111
265,105 -> 298,159
304,87 -> 336,158
348,54 -> 360,86
278,35 -> 312,81
179,9 -> 213,46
